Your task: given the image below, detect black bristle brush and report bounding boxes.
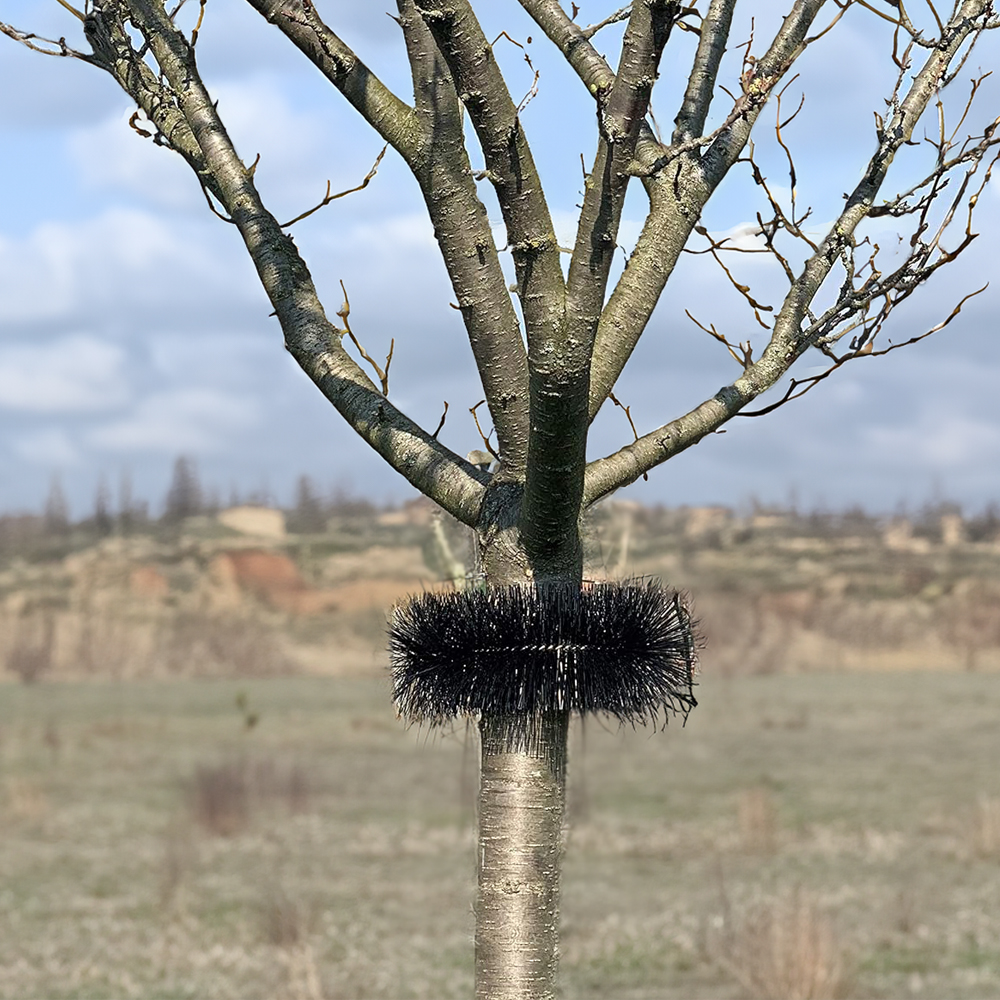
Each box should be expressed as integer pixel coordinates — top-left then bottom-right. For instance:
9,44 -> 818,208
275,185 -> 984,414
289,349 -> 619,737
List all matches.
389,579 -> 699,730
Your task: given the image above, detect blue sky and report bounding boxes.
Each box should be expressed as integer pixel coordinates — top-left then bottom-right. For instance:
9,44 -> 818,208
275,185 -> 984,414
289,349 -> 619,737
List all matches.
2,1 -> 999,516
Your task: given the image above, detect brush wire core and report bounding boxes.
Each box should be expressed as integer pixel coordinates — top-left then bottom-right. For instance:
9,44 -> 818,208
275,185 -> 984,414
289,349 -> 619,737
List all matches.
389,580 -> 698,727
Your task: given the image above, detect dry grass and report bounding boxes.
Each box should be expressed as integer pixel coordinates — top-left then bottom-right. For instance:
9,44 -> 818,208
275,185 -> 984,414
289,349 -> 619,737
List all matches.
4,777 -> 48,821
712,890 -> 848,1000
2,673 -> 1000,999
158,612 -> 297,677
260,880 -> 312,947
738,787 -> 778,854
969,796 -> 1000,858
278,943 -> 327,1000
159,817 -> 197,909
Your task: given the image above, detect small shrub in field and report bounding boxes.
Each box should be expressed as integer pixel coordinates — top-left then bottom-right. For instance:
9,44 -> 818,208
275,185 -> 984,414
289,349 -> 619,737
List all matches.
712,890 -> 848,1000
739,787 -> 778,854
260,881 -> 310,947
5,613 -> 54,684
970,796 -> 1000,858
190,760 -> 251,836
188,757 -> 313,836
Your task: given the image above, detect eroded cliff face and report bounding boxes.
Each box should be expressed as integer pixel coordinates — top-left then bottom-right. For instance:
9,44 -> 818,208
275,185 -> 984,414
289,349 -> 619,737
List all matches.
2,501 -> 1000,681
0,528 -> 442,681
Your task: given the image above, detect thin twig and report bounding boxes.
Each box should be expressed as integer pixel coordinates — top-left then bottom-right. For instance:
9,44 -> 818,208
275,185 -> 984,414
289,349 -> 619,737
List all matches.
432,401 -> 450,440
198,179 -> 236,224
581,4 -> 633,39
925,0 -> 945,35
608,391 -> 647,480
338,281 -> 393,396
490,30 -> 541,115
190,0 -> 207,46
690,225 -> 773,329
280,146 -> 387,228
54,0 -> 85,22
0,22 -> 91,58
686,310 -> 755,368
469,401 -> 500,461
739,285 -> 987,417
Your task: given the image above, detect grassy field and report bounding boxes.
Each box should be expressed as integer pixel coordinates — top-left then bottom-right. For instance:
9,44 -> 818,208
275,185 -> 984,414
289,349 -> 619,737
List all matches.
1,671 -> 998,999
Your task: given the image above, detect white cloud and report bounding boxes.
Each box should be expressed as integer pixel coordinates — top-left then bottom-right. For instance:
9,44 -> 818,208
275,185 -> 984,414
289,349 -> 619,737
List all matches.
88,388 -> 257,453
13,428 -> 80,467
866,413 -> 1000,468
346,213 -> 437,253
0,207 -> 249,325
0,334 -> 127,413
67,79 -> 339,214
2,0 -> 1000,516
69,110 -> 200,210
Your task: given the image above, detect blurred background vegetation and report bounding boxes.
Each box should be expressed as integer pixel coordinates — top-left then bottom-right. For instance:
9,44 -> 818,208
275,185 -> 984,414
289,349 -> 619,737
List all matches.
2,456 -> 1000,998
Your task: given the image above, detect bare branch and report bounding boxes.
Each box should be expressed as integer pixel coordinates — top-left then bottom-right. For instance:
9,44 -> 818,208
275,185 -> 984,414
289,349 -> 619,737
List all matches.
0,21 -> 95,60
410,0 -> 582,574
55,0 -> 86,22
567,0 -> 677,348
243,0 -> 423,160
686,309 -> 756,368
517,0 -> 615,95
588,0 -> 827,421
585,0 -> 994,504
925,0 -> 945,36
582,4 -> 633,38
280,145 -> 387,228
189,0 -> 207,46
691,224 -> 774,328
738,284 -> 988,417
432,401 -> 450,440
395,0 -> 531,478
247,0 -> 530,475
672,0 -> 736,143
744,135 -> 819,252
470,400 -> 501,462
338,281 -> 393,396
80,3 -> 227,202
112,0 -> 488,524
412,0 -> 566,346
607,391 -> 648,481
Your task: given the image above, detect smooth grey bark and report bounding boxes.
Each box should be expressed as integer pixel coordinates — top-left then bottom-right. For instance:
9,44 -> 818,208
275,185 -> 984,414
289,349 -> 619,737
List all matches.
4,3 -> 996,998
247,0 -> 532,478
476,713 -> 568,1000
516,0 -> 616,95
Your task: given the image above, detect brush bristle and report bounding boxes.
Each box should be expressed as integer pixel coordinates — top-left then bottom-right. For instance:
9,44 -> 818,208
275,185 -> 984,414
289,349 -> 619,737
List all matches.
389,580 -> 698,729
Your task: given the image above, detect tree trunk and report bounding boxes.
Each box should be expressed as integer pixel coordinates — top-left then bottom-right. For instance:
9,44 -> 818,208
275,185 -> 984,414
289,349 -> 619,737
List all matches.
476,711 -> 569,1000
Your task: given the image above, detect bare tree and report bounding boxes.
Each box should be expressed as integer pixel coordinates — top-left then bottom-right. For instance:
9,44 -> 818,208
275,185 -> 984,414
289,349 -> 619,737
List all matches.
4,1 -> 998,996
289,473 -> 327,533
43,474 -> 70,536
93,473 -> 113,537
163,455 -> 204,523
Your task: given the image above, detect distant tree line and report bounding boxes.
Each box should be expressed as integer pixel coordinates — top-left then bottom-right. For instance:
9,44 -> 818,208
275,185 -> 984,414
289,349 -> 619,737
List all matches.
0,457 -> 382,558
2,457 -> 999,561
